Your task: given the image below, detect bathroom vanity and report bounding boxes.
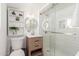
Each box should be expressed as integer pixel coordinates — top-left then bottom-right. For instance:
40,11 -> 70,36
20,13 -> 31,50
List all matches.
26,35 -> 43,56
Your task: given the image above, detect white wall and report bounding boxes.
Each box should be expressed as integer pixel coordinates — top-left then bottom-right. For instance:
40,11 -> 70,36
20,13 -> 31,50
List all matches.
0,3 -> 1,32
0,3 -> 7,56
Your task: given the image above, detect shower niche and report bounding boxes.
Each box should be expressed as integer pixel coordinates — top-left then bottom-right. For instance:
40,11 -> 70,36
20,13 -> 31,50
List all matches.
7,8 -> 24,36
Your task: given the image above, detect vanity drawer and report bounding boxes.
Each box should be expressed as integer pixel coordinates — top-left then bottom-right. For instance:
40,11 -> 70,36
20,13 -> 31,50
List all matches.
28,37 -> 43,50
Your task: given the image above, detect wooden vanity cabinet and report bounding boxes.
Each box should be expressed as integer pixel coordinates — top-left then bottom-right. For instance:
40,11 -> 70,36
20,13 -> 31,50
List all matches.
26,36 -> 43,56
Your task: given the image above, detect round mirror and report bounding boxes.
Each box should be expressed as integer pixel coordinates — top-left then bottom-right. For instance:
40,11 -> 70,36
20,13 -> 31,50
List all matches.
25,17 -> 38,35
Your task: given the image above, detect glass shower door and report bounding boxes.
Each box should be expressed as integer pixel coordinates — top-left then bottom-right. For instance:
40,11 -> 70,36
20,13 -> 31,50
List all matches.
43,32 -> 55,56
54,3 -> 76,56
42,3 -> 77,56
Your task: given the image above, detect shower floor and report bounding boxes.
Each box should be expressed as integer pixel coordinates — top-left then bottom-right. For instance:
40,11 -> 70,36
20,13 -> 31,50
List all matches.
54,49 -> 67,56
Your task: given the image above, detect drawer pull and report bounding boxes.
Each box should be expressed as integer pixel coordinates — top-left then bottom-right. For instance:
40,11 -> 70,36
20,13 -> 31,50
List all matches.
35,45 -> 39,47
35,40 -> 39,42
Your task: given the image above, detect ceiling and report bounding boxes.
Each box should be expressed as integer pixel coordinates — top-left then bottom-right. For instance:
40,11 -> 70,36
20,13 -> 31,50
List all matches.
7,3 -> 46,10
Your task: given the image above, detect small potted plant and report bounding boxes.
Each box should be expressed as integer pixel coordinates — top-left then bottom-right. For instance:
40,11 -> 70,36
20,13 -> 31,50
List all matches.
9,27 -> 19,35
16,16 -> 20,21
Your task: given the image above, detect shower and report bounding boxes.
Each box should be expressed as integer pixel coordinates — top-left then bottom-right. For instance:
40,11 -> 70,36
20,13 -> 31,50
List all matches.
39,3 -> 79,56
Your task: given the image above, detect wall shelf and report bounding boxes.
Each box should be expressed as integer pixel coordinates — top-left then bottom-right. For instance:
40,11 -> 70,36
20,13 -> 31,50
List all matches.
7,8 -> 24,37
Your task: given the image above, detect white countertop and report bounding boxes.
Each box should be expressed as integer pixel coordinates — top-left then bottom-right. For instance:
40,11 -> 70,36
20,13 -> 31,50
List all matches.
26,35 -> 43,38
